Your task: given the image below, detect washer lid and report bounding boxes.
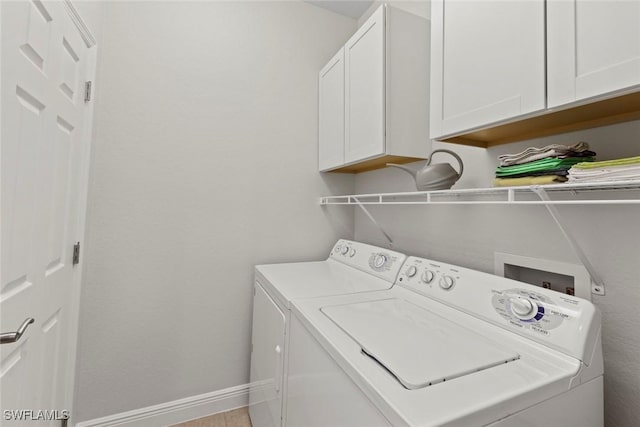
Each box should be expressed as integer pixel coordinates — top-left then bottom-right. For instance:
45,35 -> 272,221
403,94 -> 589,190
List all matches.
321,298 -> 520,390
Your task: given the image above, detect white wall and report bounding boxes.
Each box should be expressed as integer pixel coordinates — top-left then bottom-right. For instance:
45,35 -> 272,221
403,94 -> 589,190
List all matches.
359,0 -> 430,25
353,120 -> 640,427
74,1 -> 356,422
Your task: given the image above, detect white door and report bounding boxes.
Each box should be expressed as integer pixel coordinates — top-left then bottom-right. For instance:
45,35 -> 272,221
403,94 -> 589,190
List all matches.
430,0 -> 546,139
1,1 -> 95,424
318,48 -> 345,172
547,0 -> 640,108
249,282 -> 286,427
344,5 -> 385,164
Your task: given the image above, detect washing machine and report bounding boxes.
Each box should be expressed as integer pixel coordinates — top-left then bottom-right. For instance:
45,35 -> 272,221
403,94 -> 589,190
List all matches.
248,239 -> 406,427
287,255 -> 604,427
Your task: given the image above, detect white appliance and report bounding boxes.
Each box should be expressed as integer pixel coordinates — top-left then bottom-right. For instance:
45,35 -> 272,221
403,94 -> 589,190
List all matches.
287,256 -> 604,427
249,240 -> 406,427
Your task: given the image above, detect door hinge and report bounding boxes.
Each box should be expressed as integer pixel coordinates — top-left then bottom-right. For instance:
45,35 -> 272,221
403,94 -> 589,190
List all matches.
84,81 -> 92,103
72,242 -> 81,266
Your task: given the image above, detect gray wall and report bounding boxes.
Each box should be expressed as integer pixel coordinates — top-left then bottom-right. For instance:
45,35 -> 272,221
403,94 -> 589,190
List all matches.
353,121 -> 640,427
74,1 -> 355,422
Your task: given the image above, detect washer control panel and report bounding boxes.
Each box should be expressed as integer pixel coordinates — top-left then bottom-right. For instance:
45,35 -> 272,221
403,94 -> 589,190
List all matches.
330,240 -> 406,283
397,256 -> 600,362
397,257 -> 460,292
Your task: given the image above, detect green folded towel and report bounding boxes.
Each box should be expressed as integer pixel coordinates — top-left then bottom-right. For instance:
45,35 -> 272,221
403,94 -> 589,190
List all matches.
495,157 -> 594,177
571,155 -> 640,170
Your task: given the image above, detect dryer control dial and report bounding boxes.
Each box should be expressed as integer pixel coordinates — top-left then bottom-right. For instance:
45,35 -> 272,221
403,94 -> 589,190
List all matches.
439,275 -> 455,290
421,270 -> 435,284
509,297 -> 538,320
341,246 -> 349,255
373,254 -> 388,268
406,266 -> 417,277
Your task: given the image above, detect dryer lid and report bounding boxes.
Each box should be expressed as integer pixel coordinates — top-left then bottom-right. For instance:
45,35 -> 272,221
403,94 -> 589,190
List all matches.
321,298 -> 520,390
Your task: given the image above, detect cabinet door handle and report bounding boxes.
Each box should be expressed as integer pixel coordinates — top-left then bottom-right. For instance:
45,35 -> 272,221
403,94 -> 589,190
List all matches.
1,318 -> 35,344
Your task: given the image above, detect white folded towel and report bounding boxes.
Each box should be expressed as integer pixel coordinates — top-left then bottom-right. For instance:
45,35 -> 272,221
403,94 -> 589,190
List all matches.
568,164 -> 640,182
498,142 -> 590,167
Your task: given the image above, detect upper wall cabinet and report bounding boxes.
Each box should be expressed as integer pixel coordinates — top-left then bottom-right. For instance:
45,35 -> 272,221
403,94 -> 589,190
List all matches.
431,0 -> 640,147
430,0 -> 546,141
319,5 -> 430,173
547,0 -> 640,108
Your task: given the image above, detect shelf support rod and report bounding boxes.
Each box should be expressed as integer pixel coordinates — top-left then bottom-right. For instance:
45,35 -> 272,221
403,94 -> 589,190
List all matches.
352,197 -> 394,248
531,186 -> 605,296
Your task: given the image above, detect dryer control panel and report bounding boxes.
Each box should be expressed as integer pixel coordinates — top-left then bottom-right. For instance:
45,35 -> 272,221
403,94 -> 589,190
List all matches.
397,256 -> 601,363
329,240 -> 406,283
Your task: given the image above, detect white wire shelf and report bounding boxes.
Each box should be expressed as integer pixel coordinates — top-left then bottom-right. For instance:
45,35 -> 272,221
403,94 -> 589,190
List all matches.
319,180 -> 640,206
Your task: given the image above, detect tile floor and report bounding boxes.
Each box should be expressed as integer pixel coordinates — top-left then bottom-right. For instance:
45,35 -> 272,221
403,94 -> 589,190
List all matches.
170,407 -> 252,427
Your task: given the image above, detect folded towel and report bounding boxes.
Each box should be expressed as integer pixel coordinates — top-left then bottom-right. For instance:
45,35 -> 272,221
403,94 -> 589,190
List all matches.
568,173 -> 640,182
493,175 -> 568,187
496,168 -> 570,179
495,157 -> 594,177
568,165 -> 640,182
570,155 -> 640,170
498,142 -> 591,166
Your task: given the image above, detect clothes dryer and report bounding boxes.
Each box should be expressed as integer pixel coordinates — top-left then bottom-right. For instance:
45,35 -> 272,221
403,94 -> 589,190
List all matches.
249,240 -> 406,427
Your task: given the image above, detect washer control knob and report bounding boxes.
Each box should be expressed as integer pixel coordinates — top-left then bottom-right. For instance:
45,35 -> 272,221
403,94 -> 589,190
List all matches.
406,266 -> 417,277
509,297 -> 538,320
421,270 -> 435,284
373,254 -> 388,269
439,275 -> 455,290
349,248 -> 356,258
341,246 -> 349,255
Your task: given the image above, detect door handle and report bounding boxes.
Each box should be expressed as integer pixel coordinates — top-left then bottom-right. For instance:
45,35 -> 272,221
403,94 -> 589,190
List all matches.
1,318 -> 35,344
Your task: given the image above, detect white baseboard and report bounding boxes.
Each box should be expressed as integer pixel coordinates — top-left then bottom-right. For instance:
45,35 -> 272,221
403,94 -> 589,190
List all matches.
74,383 -> 250,427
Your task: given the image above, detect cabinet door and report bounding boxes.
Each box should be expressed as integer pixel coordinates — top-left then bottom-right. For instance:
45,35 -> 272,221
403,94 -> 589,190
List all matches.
249,282 -> 286,427
547,0 -> 640,108
318,48 -> 345,171
430,0 -> 545,139
344,5 -> 385,164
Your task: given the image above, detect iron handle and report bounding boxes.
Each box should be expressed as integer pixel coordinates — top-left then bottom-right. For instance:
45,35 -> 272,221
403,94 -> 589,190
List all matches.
1,318 -> 35,344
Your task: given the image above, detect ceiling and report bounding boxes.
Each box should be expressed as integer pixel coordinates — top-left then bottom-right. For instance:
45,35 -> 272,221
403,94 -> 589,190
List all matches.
304,0 -> 375,19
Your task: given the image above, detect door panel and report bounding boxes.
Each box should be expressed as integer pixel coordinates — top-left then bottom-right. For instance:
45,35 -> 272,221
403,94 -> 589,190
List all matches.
1,0 -> 94,422
318,48 -> 345,171
249,282 -> 286,427
547,0 -> 640,107
344,6 -> 385,163
430,0 -> 545,138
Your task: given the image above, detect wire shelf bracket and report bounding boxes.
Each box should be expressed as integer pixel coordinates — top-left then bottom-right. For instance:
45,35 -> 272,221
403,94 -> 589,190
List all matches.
531,186 -> 606,296
351,197 -> 394,248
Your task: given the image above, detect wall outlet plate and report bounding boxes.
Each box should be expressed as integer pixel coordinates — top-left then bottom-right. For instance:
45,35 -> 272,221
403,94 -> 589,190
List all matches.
494,252 -> 592,300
